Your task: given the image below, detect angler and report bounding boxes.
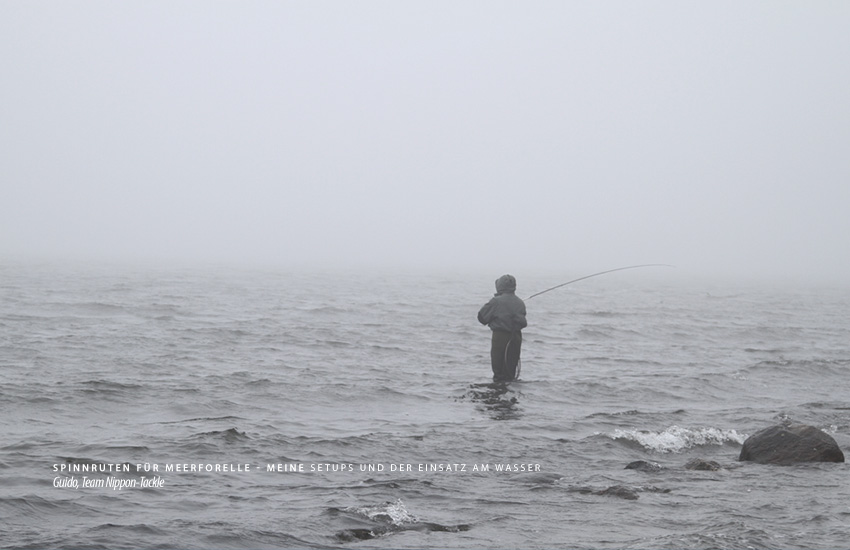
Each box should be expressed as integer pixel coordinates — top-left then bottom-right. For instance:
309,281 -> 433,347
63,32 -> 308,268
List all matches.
477,274 -> 527,383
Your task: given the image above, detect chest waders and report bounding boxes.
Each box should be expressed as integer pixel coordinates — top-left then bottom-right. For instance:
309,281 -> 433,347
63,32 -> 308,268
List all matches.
492,330 -> 522,382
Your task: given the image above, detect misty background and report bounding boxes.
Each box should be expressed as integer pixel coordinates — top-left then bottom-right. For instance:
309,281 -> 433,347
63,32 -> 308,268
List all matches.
2,2 -> 849,284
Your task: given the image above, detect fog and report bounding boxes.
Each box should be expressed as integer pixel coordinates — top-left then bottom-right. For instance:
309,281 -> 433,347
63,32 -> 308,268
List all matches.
2,2 -> 849,284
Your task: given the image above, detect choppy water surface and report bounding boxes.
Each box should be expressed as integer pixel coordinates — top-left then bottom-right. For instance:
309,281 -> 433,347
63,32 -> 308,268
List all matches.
1,262 -> 849,549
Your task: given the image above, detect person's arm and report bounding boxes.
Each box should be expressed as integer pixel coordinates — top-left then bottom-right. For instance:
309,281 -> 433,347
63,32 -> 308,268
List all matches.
478,300 -> 495,325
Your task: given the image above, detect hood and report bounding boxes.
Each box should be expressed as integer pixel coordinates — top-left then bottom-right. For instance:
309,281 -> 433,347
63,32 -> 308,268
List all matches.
494,274 -> 517,295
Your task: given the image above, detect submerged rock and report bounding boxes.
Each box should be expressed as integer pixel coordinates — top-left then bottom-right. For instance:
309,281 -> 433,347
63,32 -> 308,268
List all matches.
684,458 -> 722,471
334,522 -> 471,541
625,460 -> 664,473
739,424 -> 844,465
330,500 -> 471,542
336,528 -> 379,542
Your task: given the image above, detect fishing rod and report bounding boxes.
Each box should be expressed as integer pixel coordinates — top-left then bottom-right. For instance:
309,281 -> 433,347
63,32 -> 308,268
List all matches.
526,264 -> 673,300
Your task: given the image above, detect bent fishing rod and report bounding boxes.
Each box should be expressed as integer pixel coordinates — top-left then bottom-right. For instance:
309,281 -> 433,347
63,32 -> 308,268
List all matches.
526,264 -> 673,300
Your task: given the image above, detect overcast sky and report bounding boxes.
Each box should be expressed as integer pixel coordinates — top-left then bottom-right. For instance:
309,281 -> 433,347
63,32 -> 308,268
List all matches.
2,1 -> 848,283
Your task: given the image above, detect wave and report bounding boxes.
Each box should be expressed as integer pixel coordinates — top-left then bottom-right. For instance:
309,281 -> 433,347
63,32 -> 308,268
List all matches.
344,498 -> 417,525
91,523 -> 167,536
71,444 -> 151,454
576,324 -> 645,340
626,521 -> 776,550
201,528 -> 320,549
45,301 -> 131,317
749,358 -> 850,375
606,425 -> 747,453
295,305 -> 351,314
583,310 -> 620,318
0,495 -> 103,518
155,415 -> 247,425
190,427 -> 250,442
329,498 -> 471,542
80,380 -> 144,392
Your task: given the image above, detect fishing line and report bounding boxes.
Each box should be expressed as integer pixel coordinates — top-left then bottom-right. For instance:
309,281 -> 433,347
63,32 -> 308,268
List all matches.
525,264 -> 674,300
505,335 -> 521,381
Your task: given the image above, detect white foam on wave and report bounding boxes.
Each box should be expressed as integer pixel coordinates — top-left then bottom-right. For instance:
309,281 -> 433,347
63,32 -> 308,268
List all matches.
609,425 -> 747,453
347,498 -> 417,526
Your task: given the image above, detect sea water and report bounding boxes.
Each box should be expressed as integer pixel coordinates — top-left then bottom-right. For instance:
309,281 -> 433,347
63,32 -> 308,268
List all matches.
1,261 -> 849,549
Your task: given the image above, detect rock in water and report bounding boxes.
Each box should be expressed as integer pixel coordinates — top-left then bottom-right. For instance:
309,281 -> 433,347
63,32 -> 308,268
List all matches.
739,424 -> 844,465
684,458 -> 722,471
625,460 -> 663,473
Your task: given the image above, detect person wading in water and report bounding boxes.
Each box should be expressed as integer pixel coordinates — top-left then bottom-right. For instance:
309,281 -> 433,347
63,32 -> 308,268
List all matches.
477,274 -> 527,382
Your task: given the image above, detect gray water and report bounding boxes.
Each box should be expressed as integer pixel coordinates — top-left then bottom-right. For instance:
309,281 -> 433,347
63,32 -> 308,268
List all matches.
1,261 -> 849,549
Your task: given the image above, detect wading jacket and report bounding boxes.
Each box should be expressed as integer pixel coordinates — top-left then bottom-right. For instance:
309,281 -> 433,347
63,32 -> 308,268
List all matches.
477,275 -> 528,334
